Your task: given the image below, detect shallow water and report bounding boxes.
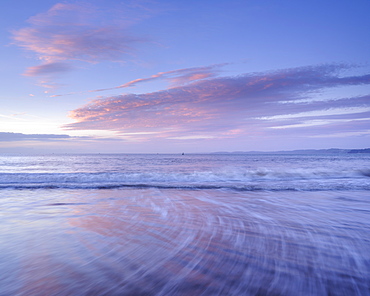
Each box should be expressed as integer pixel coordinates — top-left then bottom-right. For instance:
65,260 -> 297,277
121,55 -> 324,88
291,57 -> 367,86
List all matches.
1,188 -> 369,295
1,153 -> 369,295
1,153 -> 369,191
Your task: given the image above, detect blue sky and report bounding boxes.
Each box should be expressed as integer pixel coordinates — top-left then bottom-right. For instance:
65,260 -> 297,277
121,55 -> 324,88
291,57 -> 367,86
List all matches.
1,0 -> 369,153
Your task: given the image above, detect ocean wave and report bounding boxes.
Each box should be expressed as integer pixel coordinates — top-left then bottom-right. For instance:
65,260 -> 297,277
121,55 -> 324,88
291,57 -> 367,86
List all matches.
0,168 -> 368,191
0,167 -> 366,182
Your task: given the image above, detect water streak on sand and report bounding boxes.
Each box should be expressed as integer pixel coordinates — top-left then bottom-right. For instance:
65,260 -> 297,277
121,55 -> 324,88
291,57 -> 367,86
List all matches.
0,153 -> 369,295
0,188 -> 369,295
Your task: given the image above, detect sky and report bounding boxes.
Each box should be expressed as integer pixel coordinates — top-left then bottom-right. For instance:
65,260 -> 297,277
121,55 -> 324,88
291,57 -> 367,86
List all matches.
1,0 -> 369,153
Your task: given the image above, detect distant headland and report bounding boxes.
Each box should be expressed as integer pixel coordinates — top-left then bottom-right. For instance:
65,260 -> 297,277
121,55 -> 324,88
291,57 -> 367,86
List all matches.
348,148 -> 370,154
211,148 -> 370,154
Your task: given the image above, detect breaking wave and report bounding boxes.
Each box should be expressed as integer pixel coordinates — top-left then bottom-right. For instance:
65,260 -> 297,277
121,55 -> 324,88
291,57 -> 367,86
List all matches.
0,167 -> 368,191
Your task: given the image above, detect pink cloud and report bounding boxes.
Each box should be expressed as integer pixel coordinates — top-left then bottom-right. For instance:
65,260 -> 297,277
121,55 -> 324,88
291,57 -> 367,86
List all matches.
12,3 -> 147,76
102,64 -> 225,90
50,63 -> 228,97
63,64 -> 370,141
23,62 -> 73,76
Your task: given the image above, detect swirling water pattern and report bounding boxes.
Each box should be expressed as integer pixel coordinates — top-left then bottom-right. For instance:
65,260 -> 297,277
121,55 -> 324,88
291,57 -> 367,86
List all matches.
0,153 -> 369,295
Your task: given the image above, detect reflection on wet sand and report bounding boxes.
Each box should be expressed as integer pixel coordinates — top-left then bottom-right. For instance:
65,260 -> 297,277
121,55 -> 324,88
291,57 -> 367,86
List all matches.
1,188 -> 369,295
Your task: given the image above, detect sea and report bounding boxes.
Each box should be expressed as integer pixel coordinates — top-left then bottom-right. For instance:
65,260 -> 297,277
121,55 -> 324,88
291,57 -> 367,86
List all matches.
0,153 -> 369,295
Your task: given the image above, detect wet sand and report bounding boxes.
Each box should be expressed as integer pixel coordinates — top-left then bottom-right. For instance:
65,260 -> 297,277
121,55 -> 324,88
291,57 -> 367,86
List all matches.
0,188 -> 369,295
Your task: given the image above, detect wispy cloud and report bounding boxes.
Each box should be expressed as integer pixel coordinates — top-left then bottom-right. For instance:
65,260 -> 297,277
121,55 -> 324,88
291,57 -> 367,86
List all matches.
23,62 -> 73,76
12,2 -> 149,77
50,63 -> 228,97
63,64 -> 370,141
0,132 -> 71,141
0,132 -> 124,143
